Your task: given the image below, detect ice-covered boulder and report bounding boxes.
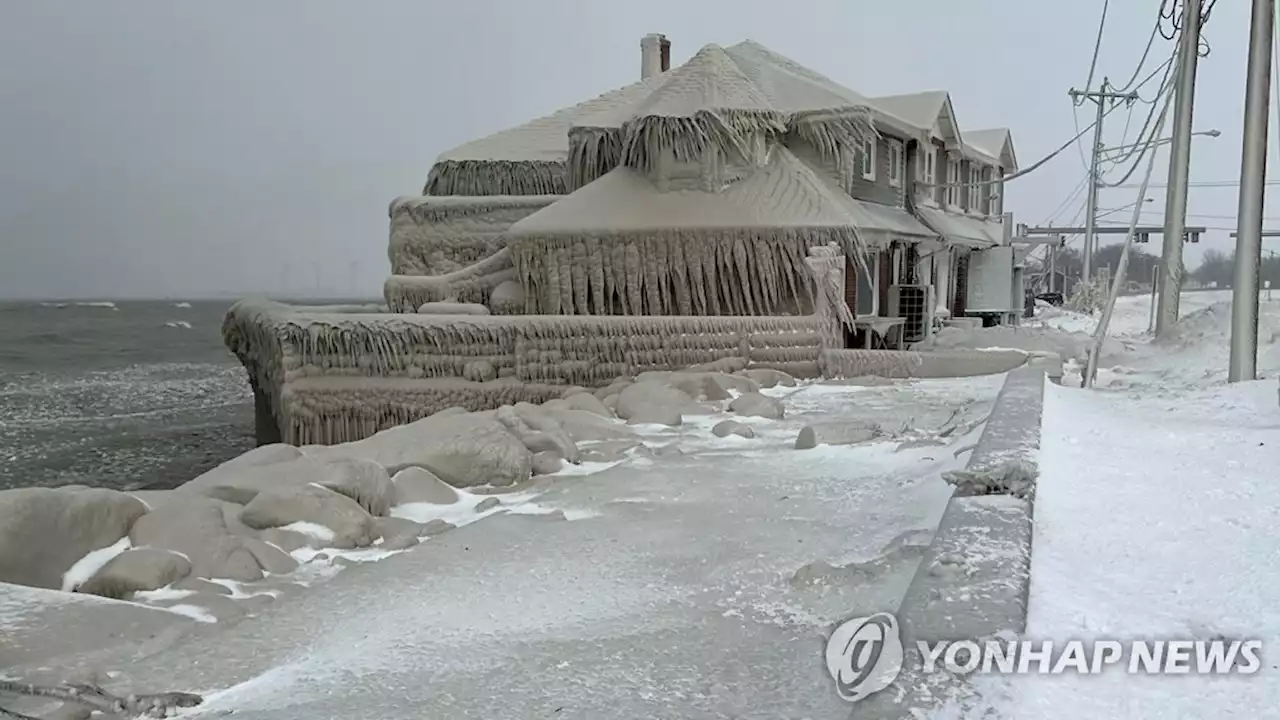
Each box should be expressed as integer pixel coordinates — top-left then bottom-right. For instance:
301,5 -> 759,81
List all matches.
712,419 -> 756,439
318,413 -> 532,488
728,392 -> 785,420
239,484 -> 377,549
77,548 -> 192,600
0,487 -> 147,589
391,466 -> 460,505
794,420 -> 881,449
316,458 -> 396,517
737,368 -> 797,388
129,498 -> 266,582
615,381 -> 700,421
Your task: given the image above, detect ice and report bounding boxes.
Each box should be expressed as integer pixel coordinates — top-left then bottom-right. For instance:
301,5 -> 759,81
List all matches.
390,486 -> 541,526
60,536 -> 131,591
278,521 -> 335,545
163,604 -> 218,624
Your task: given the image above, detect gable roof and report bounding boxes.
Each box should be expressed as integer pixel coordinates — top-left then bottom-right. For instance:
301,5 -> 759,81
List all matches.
723,41 -> 922,140
423,76 -> 667,195
869,91 -> 963,146
962,127 -> 1018,171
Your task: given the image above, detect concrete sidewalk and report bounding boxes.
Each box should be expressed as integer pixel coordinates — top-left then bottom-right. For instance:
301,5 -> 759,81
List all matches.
6,376 -> 1007,719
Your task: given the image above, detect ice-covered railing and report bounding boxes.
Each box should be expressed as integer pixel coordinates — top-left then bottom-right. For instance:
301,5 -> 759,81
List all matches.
223,295 -> 833,445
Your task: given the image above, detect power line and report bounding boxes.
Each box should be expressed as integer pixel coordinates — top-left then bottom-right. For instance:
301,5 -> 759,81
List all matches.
1112,5 -> 1167,93
1108,179 -> 1280,188
1042,174 -> 1092,225
1098,56 -> 1178,184
1079,0 -> 1112,105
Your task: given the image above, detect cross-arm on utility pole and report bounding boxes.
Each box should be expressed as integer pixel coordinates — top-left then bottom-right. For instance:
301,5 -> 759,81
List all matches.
1155,0 -> 1204,337
1068,80 -> 1138,286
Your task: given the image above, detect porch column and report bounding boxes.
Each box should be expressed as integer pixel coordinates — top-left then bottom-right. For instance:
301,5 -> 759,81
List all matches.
934,246 -> 953,315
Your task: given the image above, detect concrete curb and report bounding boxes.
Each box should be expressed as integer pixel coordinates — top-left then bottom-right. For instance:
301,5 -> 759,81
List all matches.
858,363 -> 1052,718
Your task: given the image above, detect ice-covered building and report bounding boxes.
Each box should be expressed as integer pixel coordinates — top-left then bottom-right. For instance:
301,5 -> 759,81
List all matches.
226,35 -> 1031,446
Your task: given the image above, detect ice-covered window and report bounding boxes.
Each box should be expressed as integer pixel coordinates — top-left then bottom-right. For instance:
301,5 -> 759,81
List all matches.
888,140 -> 903,187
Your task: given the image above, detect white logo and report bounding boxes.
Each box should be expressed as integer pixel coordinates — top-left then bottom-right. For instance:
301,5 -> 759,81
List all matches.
825,612 -> 904,703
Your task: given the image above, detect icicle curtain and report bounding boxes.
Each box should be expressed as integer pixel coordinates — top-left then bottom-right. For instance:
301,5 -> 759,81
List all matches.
510,226 -> 866,316
424,160 -> 567,197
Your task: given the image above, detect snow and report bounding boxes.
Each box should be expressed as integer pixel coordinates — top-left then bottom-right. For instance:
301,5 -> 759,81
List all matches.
923,290 -> 1280,719
1011,379 -> 1279,719
60,536 -> 131,591
278,521 -> 336,545
163,604 -> 219,624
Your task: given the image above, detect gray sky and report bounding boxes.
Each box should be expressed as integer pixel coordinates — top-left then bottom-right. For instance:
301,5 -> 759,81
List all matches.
0,0 -> 1265,299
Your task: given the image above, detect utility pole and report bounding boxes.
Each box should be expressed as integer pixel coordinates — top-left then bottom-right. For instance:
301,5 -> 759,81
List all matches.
1069,80 -> 1139,286
1155,0 -> 1203,337
1229,0 -> 1274,382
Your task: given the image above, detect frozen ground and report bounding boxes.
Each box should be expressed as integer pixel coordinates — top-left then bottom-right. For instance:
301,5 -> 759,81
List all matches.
929,290 -> 1280,719
2,373 -> 1006,718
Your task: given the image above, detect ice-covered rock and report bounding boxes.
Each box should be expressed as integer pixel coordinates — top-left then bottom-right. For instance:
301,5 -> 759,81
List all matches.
319,413 -> 532,488
712,419 -> 756,439
129,498 -> 266,582
391,466 -> 460,505
728,392 -> 784,419
615,381 -> 699,421
794,421 -> 881,449
239,484 -> 377,549
0,487 -> 147,589
77,548 -> 192,599
317,458 -> 396,517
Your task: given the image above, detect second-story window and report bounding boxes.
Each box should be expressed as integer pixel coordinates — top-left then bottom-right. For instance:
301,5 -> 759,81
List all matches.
888,140 -> 903,187
968,166 -> 983,211
922,146 -> 935,186
945,157 -> 960,206
861,138 -> 876,180
990,168 -> 1003,214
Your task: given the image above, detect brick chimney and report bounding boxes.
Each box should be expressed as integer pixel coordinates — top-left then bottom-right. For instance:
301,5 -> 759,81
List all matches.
641,33 -> 667,79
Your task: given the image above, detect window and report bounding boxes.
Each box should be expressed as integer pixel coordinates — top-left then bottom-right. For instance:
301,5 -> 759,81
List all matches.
990,168 -> 1003,214
968,166 -> 983,212
888,140 -> 904,187
861,138 -> 876,180
945,157 -> 960,206
854,253 -> 880,316
920,146 -> 936,203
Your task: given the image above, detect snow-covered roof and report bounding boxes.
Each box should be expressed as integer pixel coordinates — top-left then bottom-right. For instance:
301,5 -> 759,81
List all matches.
962,128 -> 1018,171
868,91 -> 963,146
723,41 -> 922,141
915,206 -> 1004,248
423,76 -> 669,195
509,145 -> 869,234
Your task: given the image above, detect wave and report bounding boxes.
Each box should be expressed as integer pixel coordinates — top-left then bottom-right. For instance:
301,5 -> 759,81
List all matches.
164,320 -> 193,329
73,301 -> 118,310
173,302 -> 192,308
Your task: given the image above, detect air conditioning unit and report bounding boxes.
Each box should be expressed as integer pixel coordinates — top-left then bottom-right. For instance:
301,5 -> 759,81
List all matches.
889,284 -> 935,344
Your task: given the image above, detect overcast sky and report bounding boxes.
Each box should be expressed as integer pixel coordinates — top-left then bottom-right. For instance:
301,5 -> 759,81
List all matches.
0,0 -> 1266,299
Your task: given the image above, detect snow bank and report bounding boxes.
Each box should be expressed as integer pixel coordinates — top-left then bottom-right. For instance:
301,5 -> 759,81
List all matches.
1015,380 -> 1279,719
